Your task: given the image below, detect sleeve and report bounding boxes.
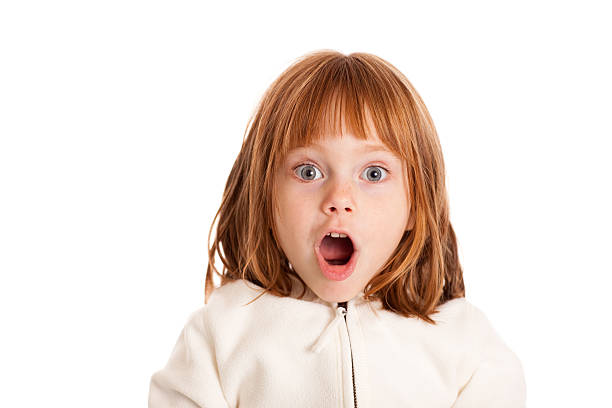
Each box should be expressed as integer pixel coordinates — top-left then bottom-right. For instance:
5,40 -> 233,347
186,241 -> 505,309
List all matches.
451,304 -> 527,408
148,307 -> 230,408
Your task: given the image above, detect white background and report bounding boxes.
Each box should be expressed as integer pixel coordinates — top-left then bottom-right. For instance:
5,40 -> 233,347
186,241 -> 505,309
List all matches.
1,0 -> 610,406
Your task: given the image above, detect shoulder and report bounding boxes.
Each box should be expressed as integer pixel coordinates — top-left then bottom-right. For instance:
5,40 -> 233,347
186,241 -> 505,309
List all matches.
433,297 -> 524,367
181,279 -> 334,363
458,299 -> 525,384
433,297 -> 512,342
170,279 -> 272,364
189,279 -> 266,329
172,279 -> 262,335
460,299 -> 519,354
192,279 -> 329,337
442,298 -> 518,352
204,279 -> 264,309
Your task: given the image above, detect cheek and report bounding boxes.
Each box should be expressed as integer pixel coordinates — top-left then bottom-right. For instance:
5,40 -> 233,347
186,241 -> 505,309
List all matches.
365,183 -> 407,208
279,179 -> 318,209
363,187 -> 409,229
275,186 -> 313,234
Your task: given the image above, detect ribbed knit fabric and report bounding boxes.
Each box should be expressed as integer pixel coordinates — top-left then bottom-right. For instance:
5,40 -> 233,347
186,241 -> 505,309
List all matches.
149,278 -> 526,407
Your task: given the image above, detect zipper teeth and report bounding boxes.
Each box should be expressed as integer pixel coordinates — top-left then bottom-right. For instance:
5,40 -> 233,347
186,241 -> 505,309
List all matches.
339,303 -> 358,408
351,348 -> 357,408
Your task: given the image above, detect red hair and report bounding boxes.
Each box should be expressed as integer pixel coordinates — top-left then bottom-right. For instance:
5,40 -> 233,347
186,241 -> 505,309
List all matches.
205,50 -> 465,324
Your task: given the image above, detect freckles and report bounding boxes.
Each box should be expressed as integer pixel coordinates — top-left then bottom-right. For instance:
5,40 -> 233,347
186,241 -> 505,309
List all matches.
290,198 -> 313,215
370,197 -> 401,220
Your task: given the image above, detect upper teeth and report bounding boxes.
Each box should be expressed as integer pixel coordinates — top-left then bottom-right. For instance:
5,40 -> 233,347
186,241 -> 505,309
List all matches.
326,232 -> 348,238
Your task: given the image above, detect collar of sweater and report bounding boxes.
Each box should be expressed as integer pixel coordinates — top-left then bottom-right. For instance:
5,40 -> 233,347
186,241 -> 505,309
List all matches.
232,273 -> 384,353
283,273 -> 378,353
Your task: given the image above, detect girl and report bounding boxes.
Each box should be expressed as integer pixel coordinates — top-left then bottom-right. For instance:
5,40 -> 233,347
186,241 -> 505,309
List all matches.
149,50 -> 526,407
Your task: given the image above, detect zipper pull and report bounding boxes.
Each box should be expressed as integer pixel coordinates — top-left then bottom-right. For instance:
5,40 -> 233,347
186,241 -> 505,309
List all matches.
338,301 -> 348,318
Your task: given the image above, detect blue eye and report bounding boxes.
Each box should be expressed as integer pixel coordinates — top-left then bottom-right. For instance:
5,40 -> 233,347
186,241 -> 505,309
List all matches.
294,163 -> 389,183
295,164 -> 322,181
362,166 -> 388,182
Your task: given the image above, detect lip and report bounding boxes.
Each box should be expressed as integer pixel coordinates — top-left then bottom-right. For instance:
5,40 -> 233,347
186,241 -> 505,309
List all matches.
314,228 -> 359,281
314,244 -> 359,281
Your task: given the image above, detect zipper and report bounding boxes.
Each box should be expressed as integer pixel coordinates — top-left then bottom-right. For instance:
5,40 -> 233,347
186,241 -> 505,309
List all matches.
338,301 -> 358,408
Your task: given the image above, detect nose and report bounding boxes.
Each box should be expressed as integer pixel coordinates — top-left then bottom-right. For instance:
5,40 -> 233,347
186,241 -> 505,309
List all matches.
323,180 -> 355,216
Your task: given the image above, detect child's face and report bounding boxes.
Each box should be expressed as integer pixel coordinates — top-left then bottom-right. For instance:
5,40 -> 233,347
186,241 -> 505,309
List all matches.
273,129 -> 414,303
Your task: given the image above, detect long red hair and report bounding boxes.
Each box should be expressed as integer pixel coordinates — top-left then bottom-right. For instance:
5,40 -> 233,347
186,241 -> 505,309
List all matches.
205,50 -> 465,324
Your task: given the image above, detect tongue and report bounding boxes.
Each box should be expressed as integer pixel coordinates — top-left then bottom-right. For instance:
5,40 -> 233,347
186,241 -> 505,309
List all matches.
320,236 -> 353,261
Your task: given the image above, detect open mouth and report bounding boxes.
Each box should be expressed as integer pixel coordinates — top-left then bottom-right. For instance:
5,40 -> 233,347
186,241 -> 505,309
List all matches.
314,232 -> 358,281
319,234 -> 354,265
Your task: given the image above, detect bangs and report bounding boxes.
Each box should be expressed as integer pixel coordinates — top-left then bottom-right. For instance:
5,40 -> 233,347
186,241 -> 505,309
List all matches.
274,54 -> 414,162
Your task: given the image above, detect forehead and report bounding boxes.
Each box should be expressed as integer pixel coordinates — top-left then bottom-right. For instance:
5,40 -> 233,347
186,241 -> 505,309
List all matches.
289,136 -> 399,158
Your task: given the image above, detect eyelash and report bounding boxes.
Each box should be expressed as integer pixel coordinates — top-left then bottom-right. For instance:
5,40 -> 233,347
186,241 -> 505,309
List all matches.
292,161 -> 391,183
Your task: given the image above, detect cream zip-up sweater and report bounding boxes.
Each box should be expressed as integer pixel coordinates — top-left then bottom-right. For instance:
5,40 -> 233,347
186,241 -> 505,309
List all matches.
149,276 -> 526,407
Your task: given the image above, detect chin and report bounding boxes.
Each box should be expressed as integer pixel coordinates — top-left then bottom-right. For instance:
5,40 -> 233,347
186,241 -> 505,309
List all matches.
311,284 -> 356,303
